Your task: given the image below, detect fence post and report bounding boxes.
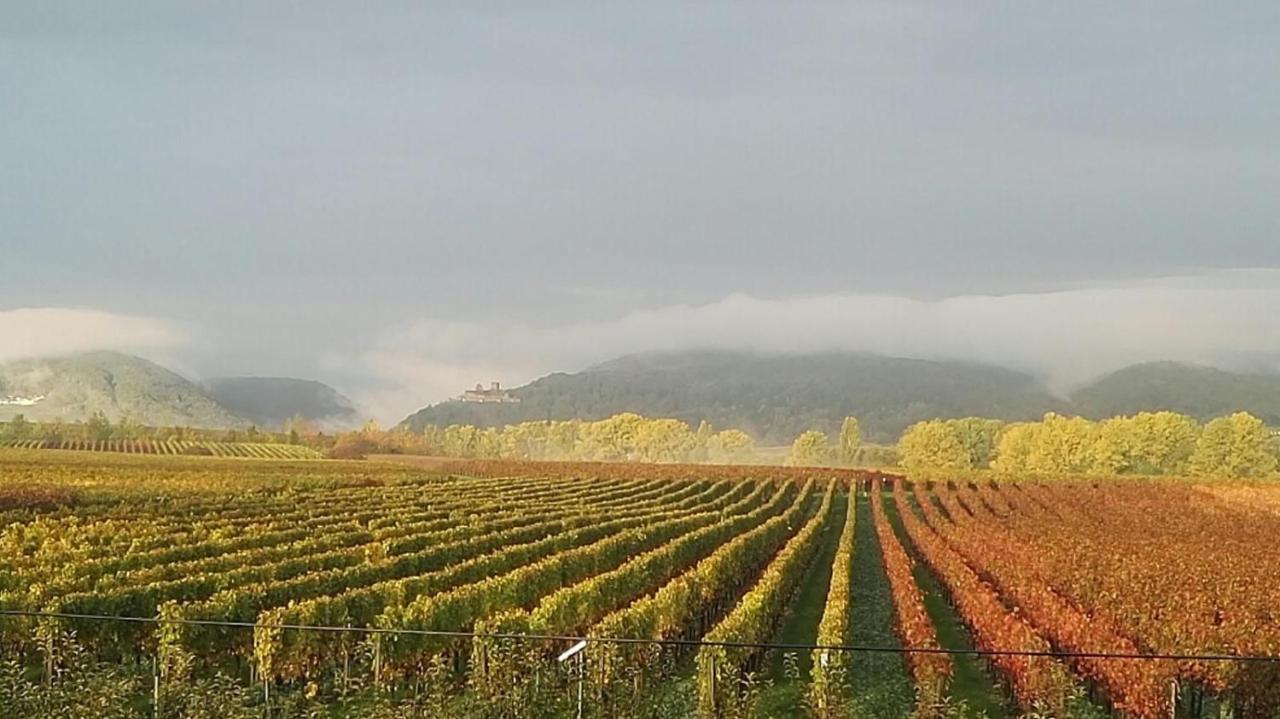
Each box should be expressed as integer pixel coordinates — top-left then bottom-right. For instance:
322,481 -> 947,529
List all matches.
153,655 -> 161,719
709,653 -> 717,714
576,650 -> 585,719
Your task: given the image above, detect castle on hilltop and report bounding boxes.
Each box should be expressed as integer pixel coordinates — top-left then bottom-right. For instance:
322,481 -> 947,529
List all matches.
457,382 -> 520,404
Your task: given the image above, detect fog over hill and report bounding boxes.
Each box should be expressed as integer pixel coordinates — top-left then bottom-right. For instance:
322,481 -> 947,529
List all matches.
0,351 -> 244,429
400,351 -> 1280,443
0,352 -> 359,431
4,348 -> 1278,441
206,377 -> 359,430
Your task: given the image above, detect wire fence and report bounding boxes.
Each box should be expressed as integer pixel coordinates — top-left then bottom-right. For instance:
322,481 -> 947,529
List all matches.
4,609 -> 1278,665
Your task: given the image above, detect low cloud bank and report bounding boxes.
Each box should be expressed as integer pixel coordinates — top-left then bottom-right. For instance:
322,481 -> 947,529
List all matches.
354,269 -> 1280,422
9,271 -> 1280,427
0,307 -> 188,363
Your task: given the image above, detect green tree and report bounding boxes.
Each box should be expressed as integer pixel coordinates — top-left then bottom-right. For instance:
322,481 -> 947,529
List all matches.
837,417 -> 862,466
1188,412 -> 1278,478
112,413 -> 144,440
85,411 -> 113,442
39,419 -> 65,444
788,430 -> 832,467
443,424 -> 480,457
950,417 -> 1004,468
420,424 -> 446,454
4,414 -> 32,441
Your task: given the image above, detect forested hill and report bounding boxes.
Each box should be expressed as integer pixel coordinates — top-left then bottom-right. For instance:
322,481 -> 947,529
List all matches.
206,377 -> 359,430
1071,362 -> 1280,425
0,353 -> 359,431
399,351 -> 1280,443
0,351 -> 245,429
399,351 -> 1067,443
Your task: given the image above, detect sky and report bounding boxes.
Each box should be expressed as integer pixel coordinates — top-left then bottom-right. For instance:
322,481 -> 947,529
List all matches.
4,2 -> 1280,421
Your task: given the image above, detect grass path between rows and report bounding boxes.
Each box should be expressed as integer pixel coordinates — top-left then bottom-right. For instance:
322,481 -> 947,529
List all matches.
886,490 -> 1009,718
846,488 -> 915,718
752,490 -> 849,716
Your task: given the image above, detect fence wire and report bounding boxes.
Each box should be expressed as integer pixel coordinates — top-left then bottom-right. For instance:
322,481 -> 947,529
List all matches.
3,609 -> 1278,664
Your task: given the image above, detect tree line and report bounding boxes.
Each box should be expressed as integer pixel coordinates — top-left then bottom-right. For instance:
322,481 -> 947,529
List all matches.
898,411 -> 1279,478
346,410 -> 1278,478
5,408 -> 1277,478
329,413 -> 763,464
0,412 -> 309,446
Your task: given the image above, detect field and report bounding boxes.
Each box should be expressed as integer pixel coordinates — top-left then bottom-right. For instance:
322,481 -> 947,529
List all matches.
0,452 -> 1278,718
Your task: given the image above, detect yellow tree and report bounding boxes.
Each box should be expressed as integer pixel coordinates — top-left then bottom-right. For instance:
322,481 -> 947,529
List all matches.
443,424 -> 480,457
1091,417 -> 1133,474
688,420 -> 714,463
837,417 -> 862,466
899,420 -> 970,471
789,430 -> 832,467
991,422 -> 1041,474
1025,413 -> 1097,474
579,413 -> 646,460
633,418 -> 696,463
1092,412 -> 1200,475
1131,411 -> 1200,474
1188,412 -> 1278,478
709,429 -> 755,464
547,420 -> 580,459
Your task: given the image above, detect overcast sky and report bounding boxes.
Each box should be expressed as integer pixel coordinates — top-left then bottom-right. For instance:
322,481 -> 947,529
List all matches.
4,2 -> 1280,420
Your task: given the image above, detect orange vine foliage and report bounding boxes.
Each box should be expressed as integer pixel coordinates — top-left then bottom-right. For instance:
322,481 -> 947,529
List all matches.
894,483 -> 1072,712
978,481 -> 1280,714
869,479 -> 951,705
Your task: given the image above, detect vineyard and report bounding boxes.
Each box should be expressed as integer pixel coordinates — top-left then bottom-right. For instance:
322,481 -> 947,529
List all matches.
0,453 -> 1278,718
0,438 -> 322,459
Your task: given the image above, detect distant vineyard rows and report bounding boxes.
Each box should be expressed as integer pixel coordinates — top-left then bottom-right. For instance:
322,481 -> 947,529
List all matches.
0,438 -> 321,459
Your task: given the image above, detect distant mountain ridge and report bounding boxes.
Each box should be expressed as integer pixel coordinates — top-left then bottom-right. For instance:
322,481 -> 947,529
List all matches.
399,351 -> 1280,443
0,352 -> 358,430
206,377 -> 358,429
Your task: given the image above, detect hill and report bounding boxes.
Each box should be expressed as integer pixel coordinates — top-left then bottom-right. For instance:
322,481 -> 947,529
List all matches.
400,352 -> 1280,442
399,351 -> 1067,443
1070,361 -> 1280,425
0,351 -> 245,428
206,377 -> 359,429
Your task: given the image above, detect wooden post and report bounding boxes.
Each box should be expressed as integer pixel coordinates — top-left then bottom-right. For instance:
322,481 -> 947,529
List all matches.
709,654 -> 717,714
